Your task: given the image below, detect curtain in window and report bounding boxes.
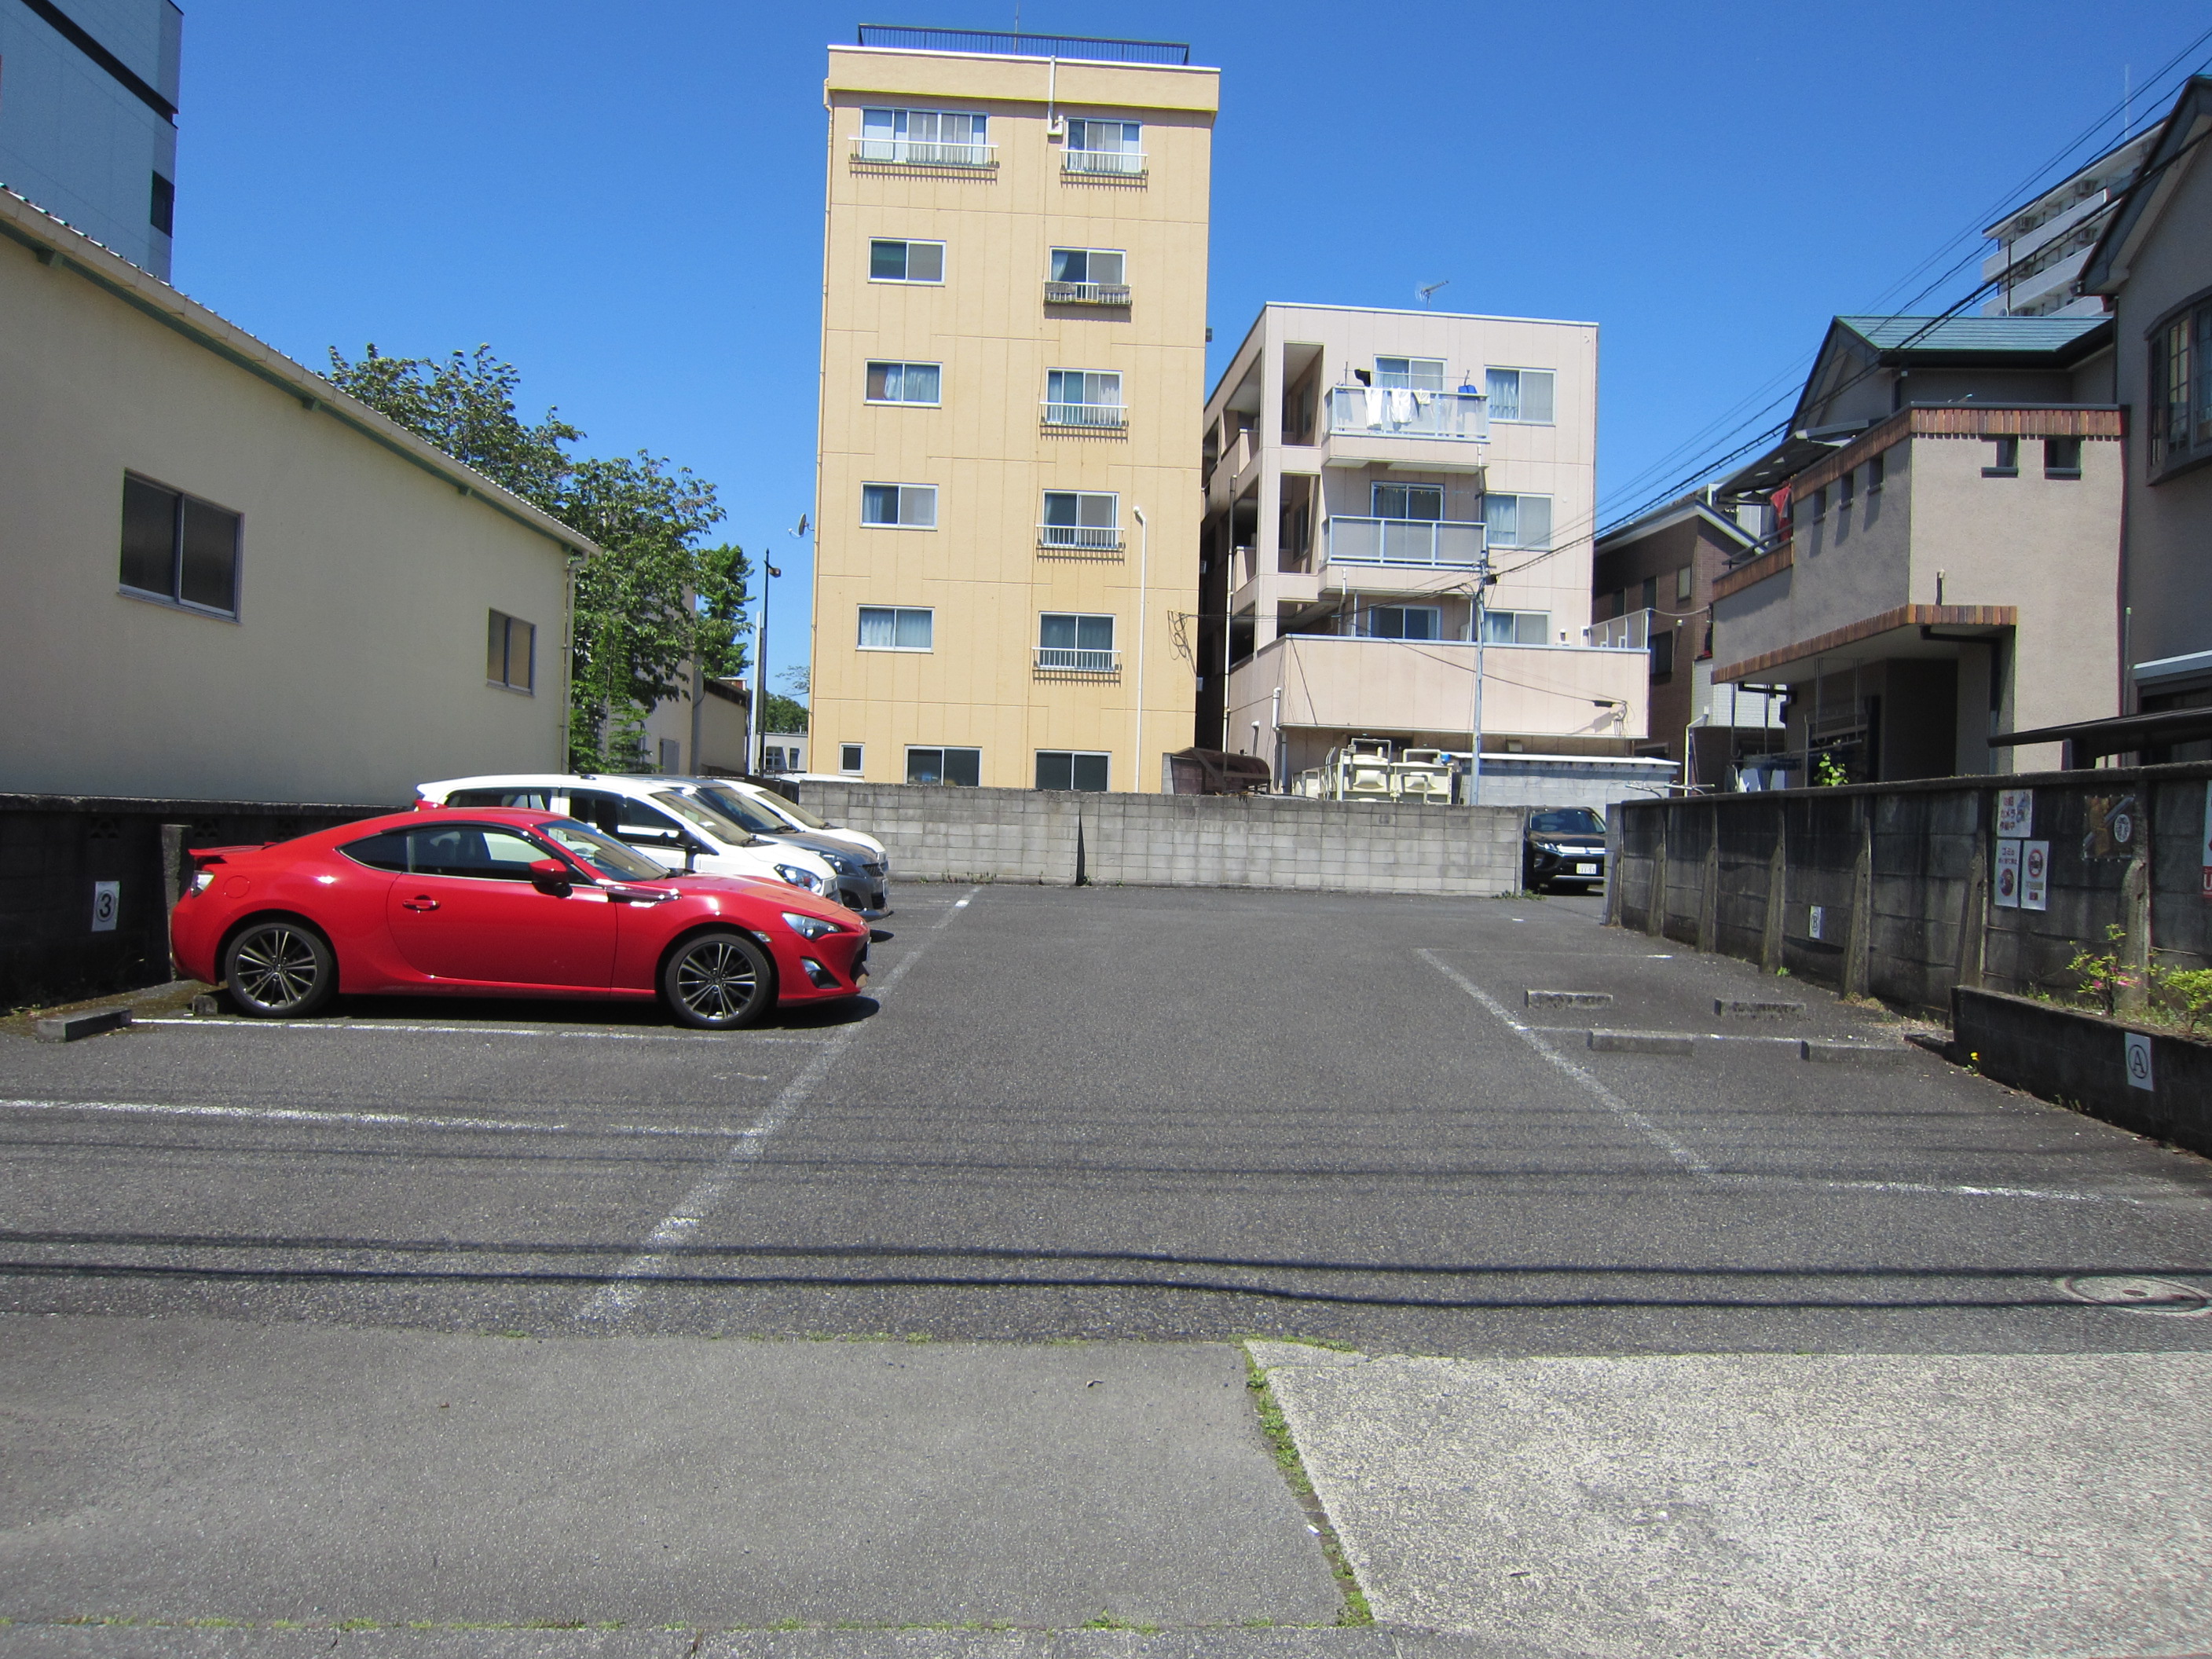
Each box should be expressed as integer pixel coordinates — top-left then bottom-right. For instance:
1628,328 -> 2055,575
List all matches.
1518,496 -> 1552,549
1485,369 -> 1519,422
895,609 -> 932,649
1484,495 -> 1517,547
1051,249 -> 1086,283
859,607 -> 897,647
1518,371 -> 1555,423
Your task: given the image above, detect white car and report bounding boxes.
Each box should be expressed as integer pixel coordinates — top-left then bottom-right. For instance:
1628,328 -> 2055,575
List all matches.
653,776 -> 886,866
644,776 -> 889,917
413,774 -> 843,903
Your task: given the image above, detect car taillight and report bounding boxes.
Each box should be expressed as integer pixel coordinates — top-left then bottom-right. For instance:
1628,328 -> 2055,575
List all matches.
189,870 -> 215,895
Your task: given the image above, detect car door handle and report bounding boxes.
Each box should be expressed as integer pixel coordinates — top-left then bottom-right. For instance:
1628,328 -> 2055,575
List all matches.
401,895 -> 441,912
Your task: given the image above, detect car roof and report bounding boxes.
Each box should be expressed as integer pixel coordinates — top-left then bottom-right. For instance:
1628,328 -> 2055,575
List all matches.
419,773 -> 684,799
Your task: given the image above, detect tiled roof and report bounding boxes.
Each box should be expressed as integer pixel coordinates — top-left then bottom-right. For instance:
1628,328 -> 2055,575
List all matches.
1835,314 -> 2108,353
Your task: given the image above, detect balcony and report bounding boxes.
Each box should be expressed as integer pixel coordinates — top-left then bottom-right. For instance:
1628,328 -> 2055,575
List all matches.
1063,148 -> 1146,178
1584,609 -> 1651,650
851,136 -> 996,168
1038,523 -> 1124,555
1328,385 -> 1487,441
1325,516 -> 1485,570
1042,401 -> 1127,431
1044,280 -> 1132,306
1036,646 -> 1121,674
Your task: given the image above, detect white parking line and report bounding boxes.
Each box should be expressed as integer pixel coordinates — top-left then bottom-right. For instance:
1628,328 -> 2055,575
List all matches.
576,884 -> 982,1324
1419,948 -> 1713,1175
0,1097 -> 769,1138
135,1018 -> 830,1044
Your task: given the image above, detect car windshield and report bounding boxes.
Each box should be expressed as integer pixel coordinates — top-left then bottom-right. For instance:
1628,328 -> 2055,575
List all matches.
537,819 -> 668,881
1529,808 -> 1605,835
687,786 -> 788,836
650,790 -> 753,846
702,784 -> 824,832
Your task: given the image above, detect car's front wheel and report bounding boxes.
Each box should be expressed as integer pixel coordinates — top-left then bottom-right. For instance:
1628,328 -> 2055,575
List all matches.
223,919 -> 338,1017
662,931 -> 775,1030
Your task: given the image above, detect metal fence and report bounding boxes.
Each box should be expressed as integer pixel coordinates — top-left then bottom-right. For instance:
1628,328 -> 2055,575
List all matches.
855,26 -> 1192,64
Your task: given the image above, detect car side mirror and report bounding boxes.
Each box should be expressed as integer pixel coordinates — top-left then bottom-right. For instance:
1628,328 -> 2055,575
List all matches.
528,858 -> 573,892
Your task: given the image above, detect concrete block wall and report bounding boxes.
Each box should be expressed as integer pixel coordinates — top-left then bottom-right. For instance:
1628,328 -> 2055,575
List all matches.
1609,762 -> 2212,1013
793,783 -> 1525,896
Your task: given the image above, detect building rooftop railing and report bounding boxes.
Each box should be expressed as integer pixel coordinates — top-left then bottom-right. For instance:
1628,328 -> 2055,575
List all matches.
856,25 -> 1191,64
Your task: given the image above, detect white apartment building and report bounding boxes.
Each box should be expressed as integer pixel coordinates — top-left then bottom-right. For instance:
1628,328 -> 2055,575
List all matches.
1982,130 -> 2155,320
1197,302 -> 1650,800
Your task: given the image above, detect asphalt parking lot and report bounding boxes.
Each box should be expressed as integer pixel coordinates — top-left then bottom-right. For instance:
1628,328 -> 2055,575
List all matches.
4,879 -> 2210,1353
6,881 -> 2212,1648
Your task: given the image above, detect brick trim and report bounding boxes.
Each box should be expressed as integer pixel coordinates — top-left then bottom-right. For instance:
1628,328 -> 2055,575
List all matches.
1713,604 -> 2016,683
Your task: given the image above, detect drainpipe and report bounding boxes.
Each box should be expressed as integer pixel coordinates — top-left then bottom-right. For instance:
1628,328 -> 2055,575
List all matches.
1133,505 -> 1149,790
1270,684 -> 1283,791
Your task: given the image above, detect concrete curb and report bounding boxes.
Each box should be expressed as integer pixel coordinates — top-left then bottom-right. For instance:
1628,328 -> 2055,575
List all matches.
1800,1039 -> 1906,1064
32,1005 -> 132,1043
1587,1029 -> 1693,1056
1715,998 -> 1803,1019
1524,990 -> 1612,1009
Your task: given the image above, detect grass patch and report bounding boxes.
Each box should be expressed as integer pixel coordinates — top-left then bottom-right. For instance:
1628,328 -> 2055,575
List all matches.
1243,1351 -> 1372,1626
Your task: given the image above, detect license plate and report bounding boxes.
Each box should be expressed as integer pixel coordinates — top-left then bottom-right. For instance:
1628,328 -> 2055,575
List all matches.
1575,862 -> 1599,874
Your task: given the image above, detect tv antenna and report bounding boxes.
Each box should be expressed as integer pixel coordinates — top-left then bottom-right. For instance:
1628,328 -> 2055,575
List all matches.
1417,280 -> 1450,307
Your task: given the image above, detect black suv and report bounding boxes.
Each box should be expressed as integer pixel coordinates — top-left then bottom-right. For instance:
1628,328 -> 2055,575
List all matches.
1523,807 -> 1608,892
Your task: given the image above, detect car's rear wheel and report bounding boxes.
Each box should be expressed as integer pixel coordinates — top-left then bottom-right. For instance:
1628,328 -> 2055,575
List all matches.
223,919 -> 337,1017
662,931 -> 775,1030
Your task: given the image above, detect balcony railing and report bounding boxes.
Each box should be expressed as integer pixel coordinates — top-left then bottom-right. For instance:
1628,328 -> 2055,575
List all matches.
1325,516 -> 1486,569
1044,280 -> 1132,306
1036,646 -> 1121,672
1327,385 -> 1488,441
1038,523 -> 1124,551
1585,609 -> 1652,650
1042,401 -> 1127,430
851,137 -> 997,168
1063,148 -> 1146,176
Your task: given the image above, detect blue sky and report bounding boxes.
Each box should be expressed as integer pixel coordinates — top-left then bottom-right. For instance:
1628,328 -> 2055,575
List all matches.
168,1 -> 2210,694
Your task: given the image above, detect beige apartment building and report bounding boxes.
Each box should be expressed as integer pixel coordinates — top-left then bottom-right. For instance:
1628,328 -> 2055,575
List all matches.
809,27 -> 1214,793
1199,302 -> 1655,803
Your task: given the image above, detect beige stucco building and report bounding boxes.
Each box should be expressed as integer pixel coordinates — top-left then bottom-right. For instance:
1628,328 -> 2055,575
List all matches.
1199,302 -> 1652,799
808,29 -> 1214,793
0,186 -> 589,805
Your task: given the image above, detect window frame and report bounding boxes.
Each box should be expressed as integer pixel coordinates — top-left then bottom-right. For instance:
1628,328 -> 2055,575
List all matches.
856,605 -> 935,652
1038,610 -> 1118,671
867,237 -> 947,284
118,472 -> 243,621
1040,489 -> 1121,548
1481,492 -> 1554,551
486,609 -> 537,694
859,482 -> 938,529
1048,247 -> 1126,287
1480,608 -> 1553,646
905,745 -> 982,787
1360,604 -> 1443,642
839,743 -> 865,775
1372,356 -> 1447,391
1372,482 -> 1445,521
864,361 -> 943,406
2145,288 -> 2212,479
1485,366 -> 1557,425
1035,750 -> 1111,792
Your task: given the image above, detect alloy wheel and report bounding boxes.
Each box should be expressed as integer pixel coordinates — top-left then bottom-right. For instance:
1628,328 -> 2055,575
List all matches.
231,925 -> 325,1013
675,940 -> 760,1023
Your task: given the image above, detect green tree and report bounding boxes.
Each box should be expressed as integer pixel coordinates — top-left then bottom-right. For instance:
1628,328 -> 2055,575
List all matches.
759,690 -> 809,733
328,344 -> 749,767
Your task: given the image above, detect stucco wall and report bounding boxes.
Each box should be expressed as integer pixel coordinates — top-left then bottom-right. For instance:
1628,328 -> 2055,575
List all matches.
0,209 -> 574,805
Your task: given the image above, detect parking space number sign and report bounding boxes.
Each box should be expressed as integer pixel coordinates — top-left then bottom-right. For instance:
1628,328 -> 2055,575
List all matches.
91,881 -> 119,932
2124,1031 -> 2155,1093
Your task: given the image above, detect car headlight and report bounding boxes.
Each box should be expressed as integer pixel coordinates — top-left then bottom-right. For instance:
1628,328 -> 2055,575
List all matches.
782,910 -> 843,940
775,863 -> 827,893
819,849 -> 859,875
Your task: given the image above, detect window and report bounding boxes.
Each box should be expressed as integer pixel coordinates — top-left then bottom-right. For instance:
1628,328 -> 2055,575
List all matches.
446,787 -> 559,810
1036,751 -> 1111,792
1038,612 -> 1117,671
1047,247 -> 1127,300
149,171 -> 174,235
2045,436 -> 2083,479
119,474 -> 240,616
858,606 -> 933,650
1983,436 -> 2020,478
1042,490 -> 1120,549
1485,368 -> 1555,423
1674,565 -> 1693,602
1374,357 -> 1446,391
1064,119 -> 1142,174
486,610 -> 535,692
1650,628 -> 1676,677
346,824 -> 552,881
869,238 -> 945,283
907,747 -> 980,786
1639,576 -> 1660,611
861,482 -> 936,527
839,743 -> 864,775
859,108 -> 991,166
1481,493 -> 1552,550
1372,482 -> 1443,520
865,361 -> 941,405
1361,605 -> 1441,641
1480,610 -> 1551,645
1043,369 -> 1123,427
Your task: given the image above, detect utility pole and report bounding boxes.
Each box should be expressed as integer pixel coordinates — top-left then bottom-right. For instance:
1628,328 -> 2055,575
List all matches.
1468,552 -> 1494,805
748,558 -> 781,775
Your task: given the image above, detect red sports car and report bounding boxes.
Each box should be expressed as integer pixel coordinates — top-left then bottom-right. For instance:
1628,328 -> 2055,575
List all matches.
168,807 -> 870,1030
